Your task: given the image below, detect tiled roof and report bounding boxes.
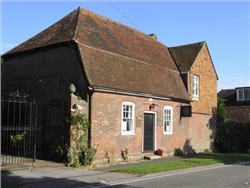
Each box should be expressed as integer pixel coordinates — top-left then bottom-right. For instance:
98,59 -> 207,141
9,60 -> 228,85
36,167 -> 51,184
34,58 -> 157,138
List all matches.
169,42 -> 205,72
218,88 -> 250,106
3,7 -> 190,101
4,9 -> 79,56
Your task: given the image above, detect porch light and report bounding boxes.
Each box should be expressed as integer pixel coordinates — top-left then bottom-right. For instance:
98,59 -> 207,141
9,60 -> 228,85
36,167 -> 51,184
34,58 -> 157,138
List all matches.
149,103 -> 157,111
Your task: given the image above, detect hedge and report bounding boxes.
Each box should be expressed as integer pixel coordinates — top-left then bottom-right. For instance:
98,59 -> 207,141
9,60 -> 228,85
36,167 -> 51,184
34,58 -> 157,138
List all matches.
214,121 -> 250,153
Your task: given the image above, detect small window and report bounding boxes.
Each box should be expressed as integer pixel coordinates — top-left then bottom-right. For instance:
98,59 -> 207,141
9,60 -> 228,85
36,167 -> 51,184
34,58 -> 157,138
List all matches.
163,106 -> 173,134
192,75 -> 199,100
245,89 -> 250,100
121,102 -> 135,135
237,88 -> 250,101
237,89 -> 244,100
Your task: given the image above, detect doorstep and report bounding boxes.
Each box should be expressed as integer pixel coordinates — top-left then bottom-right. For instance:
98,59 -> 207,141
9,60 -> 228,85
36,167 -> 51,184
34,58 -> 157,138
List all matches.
144,154 -> 161,160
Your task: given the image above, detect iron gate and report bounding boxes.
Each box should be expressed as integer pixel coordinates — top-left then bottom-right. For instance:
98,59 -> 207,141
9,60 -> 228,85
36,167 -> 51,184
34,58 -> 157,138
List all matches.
1,95 -> 37,166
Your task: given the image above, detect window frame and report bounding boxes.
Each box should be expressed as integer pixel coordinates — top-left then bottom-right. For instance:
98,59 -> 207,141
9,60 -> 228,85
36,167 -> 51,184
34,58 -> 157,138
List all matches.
121,101 -> 135,135
192,74 -> 200,100
237,88 -> 250,101
163,106 -> 173,135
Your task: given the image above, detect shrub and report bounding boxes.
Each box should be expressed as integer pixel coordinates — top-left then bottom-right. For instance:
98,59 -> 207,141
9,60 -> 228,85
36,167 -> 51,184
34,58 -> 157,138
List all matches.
79,146 -> 97,166
217,99 -> 227,123
67,146 -> 97,167
121,147 -> 129,161
174,148 -> 184,156
71,113 -> 89,128
10,132 -> 26,145
214,121 -> 250,153
67,147 -> 80,167
55,143 -> 68,161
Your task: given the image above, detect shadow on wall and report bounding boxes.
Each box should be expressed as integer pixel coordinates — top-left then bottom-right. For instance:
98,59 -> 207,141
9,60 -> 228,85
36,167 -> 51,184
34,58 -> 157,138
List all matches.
183,139 -> 196,155
2,170 -> 141,188
206,108 -> 217,152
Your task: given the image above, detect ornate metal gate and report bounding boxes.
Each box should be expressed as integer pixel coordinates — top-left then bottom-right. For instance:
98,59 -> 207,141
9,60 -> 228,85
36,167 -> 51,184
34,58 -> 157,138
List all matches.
1,90 -> 37,166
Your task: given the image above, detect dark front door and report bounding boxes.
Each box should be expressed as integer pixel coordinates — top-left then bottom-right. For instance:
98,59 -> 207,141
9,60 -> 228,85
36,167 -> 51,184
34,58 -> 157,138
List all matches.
143,113 -> 155,152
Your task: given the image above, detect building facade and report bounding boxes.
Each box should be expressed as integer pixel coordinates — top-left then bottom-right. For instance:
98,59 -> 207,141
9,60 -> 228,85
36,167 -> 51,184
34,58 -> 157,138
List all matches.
2,7 -> 218,161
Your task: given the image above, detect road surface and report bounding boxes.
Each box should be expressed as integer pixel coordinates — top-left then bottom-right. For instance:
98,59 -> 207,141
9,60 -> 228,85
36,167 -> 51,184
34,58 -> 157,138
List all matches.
105,162 -> 250,188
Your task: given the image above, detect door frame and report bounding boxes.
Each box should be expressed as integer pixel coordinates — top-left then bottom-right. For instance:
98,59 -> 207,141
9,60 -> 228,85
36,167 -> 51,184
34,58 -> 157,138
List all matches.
142,111 -> 157,152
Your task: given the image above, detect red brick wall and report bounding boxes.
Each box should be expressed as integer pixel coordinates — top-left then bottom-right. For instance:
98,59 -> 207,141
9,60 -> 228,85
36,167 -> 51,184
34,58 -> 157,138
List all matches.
90,92 -> 214,160
188,113 -> 215,151
225,106 -> 250,123
189,44 -> 217,115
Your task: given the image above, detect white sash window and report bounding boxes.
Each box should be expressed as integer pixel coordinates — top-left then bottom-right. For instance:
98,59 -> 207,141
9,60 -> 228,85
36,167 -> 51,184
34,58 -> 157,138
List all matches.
121,102 -> 135,135
192,74 -> 199,100
163,106 -> 173,134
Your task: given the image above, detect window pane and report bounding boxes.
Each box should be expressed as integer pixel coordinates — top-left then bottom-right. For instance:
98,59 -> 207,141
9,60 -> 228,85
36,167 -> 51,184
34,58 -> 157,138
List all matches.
166,122 -> 170,131
192,75 -> 199,97
238,90 -> 244,100
244,89 -> 250,100
164,121 -> 167,132
128,111 -> 132,118
127,119 -> 132,131
122,120 -> 127,131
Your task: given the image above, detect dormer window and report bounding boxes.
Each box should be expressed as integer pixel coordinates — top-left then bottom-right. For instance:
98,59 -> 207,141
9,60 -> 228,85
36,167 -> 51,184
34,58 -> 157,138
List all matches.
192,74 -> 199,100
236,88 -> 250,101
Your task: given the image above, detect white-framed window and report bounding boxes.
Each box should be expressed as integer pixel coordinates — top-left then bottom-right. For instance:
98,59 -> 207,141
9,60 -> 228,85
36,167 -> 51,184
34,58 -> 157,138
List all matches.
237,88 -> 250,101
192,74 -> 199,100
121,102 -> 135,135
163,106 -> 173,134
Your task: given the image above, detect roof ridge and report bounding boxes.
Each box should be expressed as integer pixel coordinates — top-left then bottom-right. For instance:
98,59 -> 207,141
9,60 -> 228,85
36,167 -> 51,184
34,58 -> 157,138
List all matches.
77,7 -> 170,48
72,7 -> 81,40
169,41 -> 206,48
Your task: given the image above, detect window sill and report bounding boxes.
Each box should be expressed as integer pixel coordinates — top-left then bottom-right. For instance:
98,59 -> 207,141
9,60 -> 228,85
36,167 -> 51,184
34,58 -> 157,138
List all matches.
192,96 -> 199,101
163,132 -> 173,135
121,132 -> 135,136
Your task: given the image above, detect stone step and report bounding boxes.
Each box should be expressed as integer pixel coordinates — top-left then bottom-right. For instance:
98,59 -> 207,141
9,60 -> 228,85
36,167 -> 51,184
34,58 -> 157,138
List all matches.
144,154 -> 162,160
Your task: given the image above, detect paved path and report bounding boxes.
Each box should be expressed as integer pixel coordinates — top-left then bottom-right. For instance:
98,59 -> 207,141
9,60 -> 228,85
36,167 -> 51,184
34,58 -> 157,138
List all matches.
2,162 -> 250,188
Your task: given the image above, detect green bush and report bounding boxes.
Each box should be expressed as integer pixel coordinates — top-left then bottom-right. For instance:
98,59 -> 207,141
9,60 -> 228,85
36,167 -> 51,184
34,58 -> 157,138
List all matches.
217,99 -> 227,123
121,147 -> 129,161
67,147 -> 80,167
79,146 -> 97,166
67,146 -> 97,167
71,113 -> 89,128
214,121 -> 250,153
10,132 -> 26,145
174,148 -> 184,156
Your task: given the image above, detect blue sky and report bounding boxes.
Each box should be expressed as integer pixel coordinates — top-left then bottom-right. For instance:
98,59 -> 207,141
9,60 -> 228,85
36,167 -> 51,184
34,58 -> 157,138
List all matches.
1,1 -> 249,90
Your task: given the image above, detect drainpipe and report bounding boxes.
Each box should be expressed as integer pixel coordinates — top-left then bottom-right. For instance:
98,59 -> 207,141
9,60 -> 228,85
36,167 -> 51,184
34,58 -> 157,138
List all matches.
87,86 -> 93,147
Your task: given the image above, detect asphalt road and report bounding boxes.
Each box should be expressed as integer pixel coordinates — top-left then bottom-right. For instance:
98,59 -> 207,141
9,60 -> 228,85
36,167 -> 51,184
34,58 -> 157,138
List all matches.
2,162 -> 250,188
106,163 -> 250,188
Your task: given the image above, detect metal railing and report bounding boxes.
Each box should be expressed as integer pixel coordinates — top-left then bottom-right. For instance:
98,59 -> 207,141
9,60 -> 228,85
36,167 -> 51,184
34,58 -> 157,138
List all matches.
1,99 -> 37,166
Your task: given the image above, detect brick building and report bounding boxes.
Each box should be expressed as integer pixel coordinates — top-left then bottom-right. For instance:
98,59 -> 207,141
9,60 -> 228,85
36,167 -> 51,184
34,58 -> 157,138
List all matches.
218,87 -> 250,123
2,8 -> 218,161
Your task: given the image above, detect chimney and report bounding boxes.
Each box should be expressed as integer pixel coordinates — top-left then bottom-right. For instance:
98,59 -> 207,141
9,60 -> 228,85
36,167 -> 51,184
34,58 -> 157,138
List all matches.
148,33 -> 158,40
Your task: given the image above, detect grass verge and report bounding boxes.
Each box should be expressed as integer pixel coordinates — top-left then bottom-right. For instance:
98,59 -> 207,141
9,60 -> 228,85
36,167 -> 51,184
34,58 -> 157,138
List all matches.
111,153 -> 250,174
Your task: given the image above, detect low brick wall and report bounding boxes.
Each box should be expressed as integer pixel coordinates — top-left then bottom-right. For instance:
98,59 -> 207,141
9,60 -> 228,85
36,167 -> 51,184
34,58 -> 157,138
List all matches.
225,106 -> 250,123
